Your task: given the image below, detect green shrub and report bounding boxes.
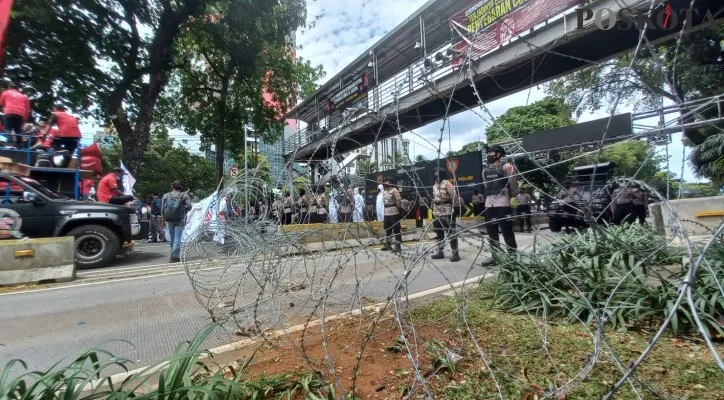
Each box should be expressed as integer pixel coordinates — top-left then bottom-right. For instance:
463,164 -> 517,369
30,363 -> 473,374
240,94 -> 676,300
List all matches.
493,224 -> 724,337
0,324 -> 329,400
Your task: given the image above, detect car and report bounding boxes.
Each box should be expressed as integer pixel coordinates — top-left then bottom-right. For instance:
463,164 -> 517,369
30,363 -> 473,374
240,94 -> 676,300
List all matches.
0,172 -> 140,268
547,162 -> 615,232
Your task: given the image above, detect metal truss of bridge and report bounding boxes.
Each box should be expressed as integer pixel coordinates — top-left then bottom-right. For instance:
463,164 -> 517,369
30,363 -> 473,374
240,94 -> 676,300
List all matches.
499,94 -> 724,162
282,0 -> 723,177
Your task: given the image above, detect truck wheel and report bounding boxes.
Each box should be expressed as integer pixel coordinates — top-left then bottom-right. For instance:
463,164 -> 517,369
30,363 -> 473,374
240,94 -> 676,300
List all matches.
67,225 -> 121,269
548,216 -> 562,232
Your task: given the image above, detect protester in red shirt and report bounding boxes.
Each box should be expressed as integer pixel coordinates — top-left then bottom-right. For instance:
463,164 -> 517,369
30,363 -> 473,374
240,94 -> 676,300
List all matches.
97,168 -> 134,205
42,105 -> 83,167
0,82 -> 31,148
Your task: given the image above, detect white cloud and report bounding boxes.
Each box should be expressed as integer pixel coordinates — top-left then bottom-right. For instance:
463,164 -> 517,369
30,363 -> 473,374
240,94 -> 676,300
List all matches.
296,0 -> 698,181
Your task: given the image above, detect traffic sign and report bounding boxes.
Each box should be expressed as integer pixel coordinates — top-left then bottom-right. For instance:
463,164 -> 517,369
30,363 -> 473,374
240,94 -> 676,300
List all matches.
229,166 -> 239,177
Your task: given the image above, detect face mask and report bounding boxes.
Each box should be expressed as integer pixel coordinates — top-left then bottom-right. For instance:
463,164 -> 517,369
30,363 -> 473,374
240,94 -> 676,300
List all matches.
487,155 -> 498,164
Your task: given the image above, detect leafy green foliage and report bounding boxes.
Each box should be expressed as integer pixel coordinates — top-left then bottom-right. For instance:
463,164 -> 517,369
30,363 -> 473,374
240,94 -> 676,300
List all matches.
546,24 -> 724,181
0,324 -> 330,400
484,97 -> 576,143
494,224 -> 723,337
161,0 -> 324,181
102,130 -> 216,199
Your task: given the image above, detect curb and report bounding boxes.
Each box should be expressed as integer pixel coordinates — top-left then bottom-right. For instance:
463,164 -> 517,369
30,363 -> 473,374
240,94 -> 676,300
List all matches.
85,271 -> 496,391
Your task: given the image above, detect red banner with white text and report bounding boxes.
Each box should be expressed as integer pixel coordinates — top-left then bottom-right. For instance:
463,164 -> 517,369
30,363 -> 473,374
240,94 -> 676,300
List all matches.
0,0 -> 13,68
450,0 -> 581,68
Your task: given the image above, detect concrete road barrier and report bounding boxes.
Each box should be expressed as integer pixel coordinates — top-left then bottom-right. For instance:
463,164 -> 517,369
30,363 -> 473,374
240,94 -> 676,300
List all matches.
649,196 -> 724,235
0,237 -> 76,285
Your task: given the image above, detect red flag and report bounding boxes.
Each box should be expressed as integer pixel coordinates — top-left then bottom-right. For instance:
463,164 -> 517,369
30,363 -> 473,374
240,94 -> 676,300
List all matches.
0,0 -> 13,67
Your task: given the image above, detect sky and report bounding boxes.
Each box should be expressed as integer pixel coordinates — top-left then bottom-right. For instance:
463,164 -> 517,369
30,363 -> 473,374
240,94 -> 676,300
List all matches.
294,0 -> 698,181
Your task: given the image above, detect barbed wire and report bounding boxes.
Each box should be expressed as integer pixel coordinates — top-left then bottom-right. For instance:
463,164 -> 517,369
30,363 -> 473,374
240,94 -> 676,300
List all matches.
180,2 -> 723,398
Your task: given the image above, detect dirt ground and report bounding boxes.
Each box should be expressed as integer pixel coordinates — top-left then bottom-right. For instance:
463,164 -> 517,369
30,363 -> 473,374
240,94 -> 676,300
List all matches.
208,297 -> 723,400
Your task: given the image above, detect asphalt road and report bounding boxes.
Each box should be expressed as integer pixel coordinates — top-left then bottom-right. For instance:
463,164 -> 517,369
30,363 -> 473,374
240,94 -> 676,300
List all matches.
0,233 -> 545,377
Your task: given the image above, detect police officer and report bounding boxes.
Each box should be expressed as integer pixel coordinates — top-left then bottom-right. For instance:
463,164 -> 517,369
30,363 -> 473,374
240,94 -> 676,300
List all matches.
555,182 -> 580,234
382,178 -> 403,253
297,189 -> 309,224
612,184 -> 636,225
431,167 -> 460,262
316,187 -> 329,223
472,190 -> 485,217
481,144 -> 518,262
632,186 -> 648,225
516,188 -> 532,233
309,189 -> 318,223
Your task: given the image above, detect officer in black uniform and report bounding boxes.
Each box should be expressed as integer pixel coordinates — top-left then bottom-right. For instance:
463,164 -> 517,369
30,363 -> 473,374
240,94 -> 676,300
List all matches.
481,144 -> 518,264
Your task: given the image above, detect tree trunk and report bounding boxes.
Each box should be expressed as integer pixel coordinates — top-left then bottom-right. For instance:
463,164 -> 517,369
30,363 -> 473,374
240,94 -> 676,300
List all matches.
215,135 -> 225,184
107,0 -> 207,176
215,73 -> 231,184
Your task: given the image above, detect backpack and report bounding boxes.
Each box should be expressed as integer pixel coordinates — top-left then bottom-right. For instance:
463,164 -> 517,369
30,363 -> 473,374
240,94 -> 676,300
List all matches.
162,193 -> 187,223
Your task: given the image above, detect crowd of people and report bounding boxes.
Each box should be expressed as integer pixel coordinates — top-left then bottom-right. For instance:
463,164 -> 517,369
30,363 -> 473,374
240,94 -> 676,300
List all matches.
0,82 -> 83,167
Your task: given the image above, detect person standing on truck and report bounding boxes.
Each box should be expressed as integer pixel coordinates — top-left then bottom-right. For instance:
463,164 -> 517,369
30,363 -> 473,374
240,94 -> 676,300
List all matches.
516,188 -> 532,233
147,192 -> 166,243
0,82 -> 31,148
555,182 -> 580,234
431,168 -> 460,262
481,144 -> 518,263
97,168 -> 135,205
381,178 -> 403,253
43,105 -> 83,166
162,180 -> 192,263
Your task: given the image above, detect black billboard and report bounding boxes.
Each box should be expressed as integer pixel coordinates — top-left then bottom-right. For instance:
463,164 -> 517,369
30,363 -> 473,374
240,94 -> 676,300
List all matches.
521,113 -> 633,152
364,151 -> 483,206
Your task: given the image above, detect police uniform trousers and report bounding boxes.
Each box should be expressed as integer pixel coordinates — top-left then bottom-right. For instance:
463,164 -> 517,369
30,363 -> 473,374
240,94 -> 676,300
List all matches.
615,203 -> 636,225
317,211 -> 328,224
283,210 -> 293,225
298,211 -> 308,224
634,204 -> 646,225
484,207 -> 517,256
517,204 -> 532,232
384,213 -> 402,244
340,212 -> 352,223
433,214 -> 458,251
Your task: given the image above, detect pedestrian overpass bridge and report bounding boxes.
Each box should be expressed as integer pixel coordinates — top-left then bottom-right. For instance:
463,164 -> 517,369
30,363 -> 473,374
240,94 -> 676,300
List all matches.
282,0 -> 723,178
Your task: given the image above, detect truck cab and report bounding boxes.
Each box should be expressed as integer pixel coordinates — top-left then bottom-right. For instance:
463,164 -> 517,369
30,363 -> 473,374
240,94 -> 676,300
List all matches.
0,172 -> 139,268
547,162 -> 615,232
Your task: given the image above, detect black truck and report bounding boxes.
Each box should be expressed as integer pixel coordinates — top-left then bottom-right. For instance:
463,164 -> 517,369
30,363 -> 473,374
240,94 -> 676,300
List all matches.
0,172 -> 139,268
547,162 -> 616,232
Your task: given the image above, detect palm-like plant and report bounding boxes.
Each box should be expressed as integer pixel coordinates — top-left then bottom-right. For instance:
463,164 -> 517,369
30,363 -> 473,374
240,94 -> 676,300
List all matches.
689,133 -> 724,184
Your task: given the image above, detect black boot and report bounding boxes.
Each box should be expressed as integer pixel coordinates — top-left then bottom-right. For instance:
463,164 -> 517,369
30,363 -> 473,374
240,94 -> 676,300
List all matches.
450,251 -> 460,262
381,242 -> 392,251
393,243 -> 401,253
431,250 -> 444,259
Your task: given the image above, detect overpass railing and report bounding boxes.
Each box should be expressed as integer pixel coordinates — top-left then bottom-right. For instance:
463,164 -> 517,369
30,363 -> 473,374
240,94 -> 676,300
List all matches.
282,4 -> 585,159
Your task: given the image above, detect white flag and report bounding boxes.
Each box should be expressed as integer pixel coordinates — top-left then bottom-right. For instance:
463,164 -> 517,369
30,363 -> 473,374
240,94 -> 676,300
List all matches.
182,190 -> 219,244
120,162 -> 136,196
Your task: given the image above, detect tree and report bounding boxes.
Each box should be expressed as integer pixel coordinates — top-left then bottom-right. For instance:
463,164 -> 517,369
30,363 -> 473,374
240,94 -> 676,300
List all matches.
386,150 -> 408,167
546,24 -> 724,180
3,0 -> 315,177
102,129 -> 216,199
484,97 -> 576,143
578,140 -> 665,183
161,1 -> 323,182
689,133 -> 724,184
452,141 -> 484,155
356,158 -> 376,174
415,154 -> 426,162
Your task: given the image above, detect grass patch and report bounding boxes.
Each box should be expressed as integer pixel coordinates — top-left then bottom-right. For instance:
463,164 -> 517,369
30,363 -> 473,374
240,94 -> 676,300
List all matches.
408,286 -> 723,399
